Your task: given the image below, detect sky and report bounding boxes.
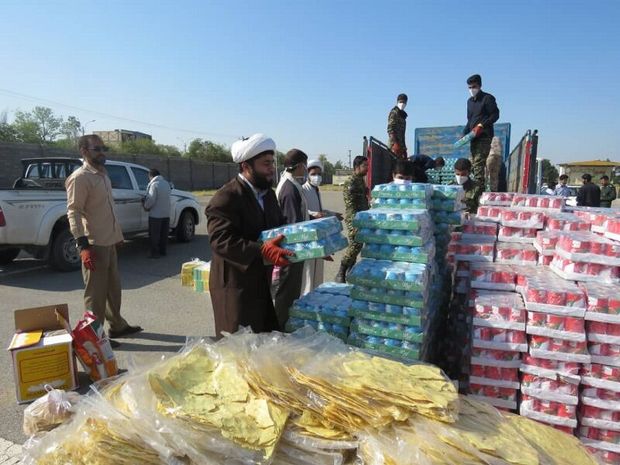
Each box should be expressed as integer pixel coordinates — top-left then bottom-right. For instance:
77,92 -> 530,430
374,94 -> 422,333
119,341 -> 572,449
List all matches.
0,0 -> 619,165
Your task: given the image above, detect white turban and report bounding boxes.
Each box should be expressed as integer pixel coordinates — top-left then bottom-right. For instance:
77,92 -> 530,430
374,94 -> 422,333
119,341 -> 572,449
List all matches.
307,159 -> 323,171
231,133 -> 276,164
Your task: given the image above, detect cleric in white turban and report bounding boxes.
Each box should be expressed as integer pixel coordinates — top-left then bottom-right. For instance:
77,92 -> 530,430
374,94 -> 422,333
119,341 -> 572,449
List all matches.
205,133 -> 289,336
231,133 -> 276,164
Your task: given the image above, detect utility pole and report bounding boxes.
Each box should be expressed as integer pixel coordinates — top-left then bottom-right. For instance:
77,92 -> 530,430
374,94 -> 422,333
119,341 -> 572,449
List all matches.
348,150 -> 352,169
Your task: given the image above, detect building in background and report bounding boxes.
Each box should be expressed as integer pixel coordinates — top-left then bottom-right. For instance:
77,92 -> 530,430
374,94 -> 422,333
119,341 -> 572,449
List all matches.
558,159 -> 620,185
94,129 -> 152,146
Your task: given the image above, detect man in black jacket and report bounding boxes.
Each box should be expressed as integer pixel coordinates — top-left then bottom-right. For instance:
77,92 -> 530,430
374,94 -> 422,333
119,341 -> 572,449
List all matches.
577,173 -> 601,207
463,74 -> 500,208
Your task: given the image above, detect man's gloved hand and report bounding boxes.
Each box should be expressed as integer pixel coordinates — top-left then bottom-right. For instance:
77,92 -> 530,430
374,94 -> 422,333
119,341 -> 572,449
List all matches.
80,248 -> 96,271
391,143 -> 402,156
472,124 -> 484,137
261,234 -> 294,267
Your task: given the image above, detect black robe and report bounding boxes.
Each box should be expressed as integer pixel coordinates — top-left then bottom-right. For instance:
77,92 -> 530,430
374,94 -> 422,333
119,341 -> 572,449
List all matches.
205,176 -> 285,336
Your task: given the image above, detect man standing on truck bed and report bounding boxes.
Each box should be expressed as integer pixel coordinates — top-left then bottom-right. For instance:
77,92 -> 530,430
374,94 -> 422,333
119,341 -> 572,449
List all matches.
335,156 -> 369,283
387,93 -> 408,158
66,135 -> 143,346
463,74 -> 500,211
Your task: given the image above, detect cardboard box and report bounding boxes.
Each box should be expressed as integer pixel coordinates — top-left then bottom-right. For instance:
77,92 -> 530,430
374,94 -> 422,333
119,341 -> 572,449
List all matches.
7,304 -> 78,403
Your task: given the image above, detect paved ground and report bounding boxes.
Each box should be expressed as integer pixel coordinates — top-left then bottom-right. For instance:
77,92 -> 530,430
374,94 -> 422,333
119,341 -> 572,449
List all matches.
0,191 -> 346,455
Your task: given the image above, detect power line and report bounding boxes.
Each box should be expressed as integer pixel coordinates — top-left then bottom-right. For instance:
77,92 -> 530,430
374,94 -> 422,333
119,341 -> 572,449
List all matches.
0,88 -> 240,139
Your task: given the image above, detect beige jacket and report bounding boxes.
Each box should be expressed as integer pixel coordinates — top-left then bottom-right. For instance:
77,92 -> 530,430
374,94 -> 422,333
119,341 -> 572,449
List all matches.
66,163 -> 123,246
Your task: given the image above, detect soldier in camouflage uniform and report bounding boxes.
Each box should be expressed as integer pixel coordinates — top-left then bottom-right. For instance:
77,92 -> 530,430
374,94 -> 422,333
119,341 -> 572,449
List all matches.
387,93 -> 408,158
452,158 -> 477,214
600,175 -> 617,208
335,156 -> 369,283
463,74 -> 500,207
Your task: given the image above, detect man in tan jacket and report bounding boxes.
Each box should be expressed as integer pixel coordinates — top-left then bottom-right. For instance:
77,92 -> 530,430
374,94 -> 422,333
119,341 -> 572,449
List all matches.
66,135 -> 142,346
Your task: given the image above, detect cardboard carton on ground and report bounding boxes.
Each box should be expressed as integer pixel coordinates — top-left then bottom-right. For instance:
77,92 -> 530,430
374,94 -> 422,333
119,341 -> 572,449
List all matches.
7,304 -> 78,403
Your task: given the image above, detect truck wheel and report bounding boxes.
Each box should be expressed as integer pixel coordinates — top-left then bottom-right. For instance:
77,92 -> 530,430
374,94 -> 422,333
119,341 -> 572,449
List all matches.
50,228 -> 81,272
0,248 -> 20,265
176,210 -> 195,242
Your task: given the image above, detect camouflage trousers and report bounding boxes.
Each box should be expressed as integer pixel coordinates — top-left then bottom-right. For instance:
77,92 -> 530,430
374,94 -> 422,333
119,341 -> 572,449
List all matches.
486,152 -> 501,192
470,137 -> 492,209
341,221 -> 363,268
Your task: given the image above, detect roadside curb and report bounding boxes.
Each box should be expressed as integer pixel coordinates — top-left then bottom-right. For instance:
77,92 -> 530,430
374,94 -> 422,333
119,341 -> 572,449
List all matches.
0,438 -> 23,465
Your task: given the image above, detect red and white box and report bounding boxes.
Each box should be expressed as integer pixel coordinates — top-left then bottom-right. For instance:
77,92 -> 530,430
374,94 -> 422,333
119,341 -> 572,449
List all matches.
589,342 -> 620,367
587,321 -> 620,345
475,206 -> 510,223
499,209 -> 546,229
604,217 -> 620,242
523,275 -> 587,317
473,326 -> 528,352
534,230 -> 564,256
470,263 -> 516,291
450,236 -> 496,262
455,260 -> 471,278
520,394 -> 577,429
583,282 -> 620,324
470,364 -> 520,389
473,291 -> 526,330
469,383 -> 518,410
571,208 -> 620,235
529,335 -> 591,363
584,446 -> 620,465
462,219 -> 498,238
479,192 -> 515,207
579,403 -> 620,432
545,212 -> 590,232
521,354 -> 581,379
550,255 -> 620,284
581,364 -> 620,393
555,232 -> 620,266
527,312 -> 586,341
521,373 -> 579,405
495,242 -> 539,265
470,347 -> 522,367
511,194 -> 565,211
497,226 -> 539,244
538,255 -> 553,266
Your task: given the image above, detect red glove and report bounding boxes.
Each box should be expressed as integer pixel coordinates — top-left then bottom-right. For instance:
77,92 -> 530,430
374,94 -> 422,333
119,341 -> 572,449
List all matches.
391,143 -> 402,155
472,124 -> 484,137
80,248 -> 96,271
261,234 -> 294,267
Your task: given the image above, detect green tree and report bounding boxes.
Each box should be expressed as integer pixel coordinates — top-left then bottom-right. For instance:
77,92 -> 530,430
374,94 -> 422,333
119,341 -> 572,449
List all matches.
13,106 -> 63,143
0,111 -> 19,142
318,154 -> 336,180
187,138 -> 232,162
120,138 -> 181,157
334,160 -> 345,170
541,159 -> 559,184
62,116 -> 83,142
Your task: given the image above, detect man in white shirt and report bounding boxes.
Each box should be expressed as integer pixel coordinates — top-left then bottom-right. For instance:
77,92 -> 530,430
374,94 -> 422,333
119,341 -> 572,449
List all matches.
143,169 -> 171,258
300,159 -> 342,294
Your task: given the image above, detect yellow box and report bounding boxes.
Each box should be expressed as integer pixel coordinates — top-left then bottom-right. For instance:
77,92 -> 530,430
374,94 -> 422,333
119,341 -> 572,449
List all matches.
7,304 -> 78,403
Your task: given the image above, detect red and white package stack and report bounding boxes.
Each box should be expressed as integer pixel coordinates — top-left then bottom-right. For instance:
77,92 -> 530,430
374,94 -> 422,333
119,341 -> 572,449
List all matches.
522,273 -> 587,318
500,209 -> 546,229
572,208 -> 620,236
511,193 -> 565,211
470,262 -> 517,291
479,192 -> 515,206
555,232 -> 620,266
455,260 -> 471,278
476,206 -> 510,223
550,255 -> 620,284
496,242 -> 539,265
582,282 -> 620,324
606,217 -> 620,243
578,385 -> 620,463
520,354 -> 581,430
527,312 -> 586,342
462,218 -> 498,239
497,226 -> 539,243
545,212 -> 591,232
534,230 -> 564,256
449,236 -> 496,262
469,347 -> 522,410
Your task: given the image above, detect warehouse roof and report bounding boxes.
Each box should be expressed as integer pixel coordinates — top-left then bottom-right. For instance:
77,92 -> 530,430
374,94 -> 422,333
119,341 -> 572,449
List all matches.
558,159 -> 620,167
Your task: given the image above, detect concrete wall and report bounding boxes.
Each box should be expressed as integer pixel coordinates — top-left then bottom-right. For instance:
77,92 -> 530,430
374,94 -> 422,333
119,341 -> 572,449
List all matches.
0,142 -> 238,191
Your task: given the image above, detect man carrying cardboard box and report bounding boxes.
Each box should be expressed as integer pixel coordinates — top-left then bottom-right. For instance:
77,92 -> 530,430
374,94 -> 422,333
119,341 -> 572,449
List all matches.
66,135 -> 143,346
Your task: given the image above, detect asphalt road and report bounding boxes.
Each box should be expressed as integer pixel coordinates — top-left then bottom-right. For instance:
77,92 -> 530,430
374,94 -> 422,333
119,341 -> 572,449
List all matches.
0,190 -> 346,444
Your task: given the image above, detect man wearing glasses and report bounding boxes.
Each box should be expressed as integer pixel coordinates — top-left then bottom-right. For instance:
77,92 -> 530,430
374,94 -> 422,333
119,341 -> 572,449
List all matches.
462,74 -> 500,212
66,134 -> 143,347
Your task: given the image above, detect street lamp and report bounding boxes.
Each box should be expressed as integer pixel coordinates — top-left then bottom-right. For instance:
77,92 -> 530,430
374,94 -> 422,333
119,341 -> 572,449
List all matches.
82,120 -> 96,135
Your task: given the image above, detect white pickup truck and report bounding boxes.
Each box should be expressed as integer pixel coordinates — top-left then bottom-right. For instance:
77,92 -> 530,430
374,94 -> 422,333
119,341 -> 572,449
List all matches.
0,157 -> 202,271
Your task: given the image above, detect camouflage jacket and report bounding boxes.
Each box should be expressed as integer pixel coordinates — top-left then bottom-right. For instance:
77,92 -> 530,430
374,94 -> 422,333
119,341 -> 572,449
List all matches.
387,106 -> 407,148
343,173 -> 369,222
600,185 -> 617,207
451,178 -> 477,213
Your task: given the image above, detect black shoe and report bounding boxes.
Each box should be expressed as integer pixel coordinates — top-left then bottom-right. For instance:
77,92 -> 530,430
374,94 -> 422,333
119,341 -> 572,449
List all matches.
335,264 -> 348,283
108,325 -> 143,339
109,339 -> 121,348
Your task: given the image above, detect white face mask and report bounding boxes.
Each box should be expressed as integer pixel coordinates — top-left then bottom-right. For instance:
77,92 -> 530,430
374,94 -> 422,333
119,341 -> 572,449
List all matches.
397,102 -> 407,111
393,178 -> 411,185
469,88 -> 480,98
309,175 -> 322,186
455,175 -> 469,185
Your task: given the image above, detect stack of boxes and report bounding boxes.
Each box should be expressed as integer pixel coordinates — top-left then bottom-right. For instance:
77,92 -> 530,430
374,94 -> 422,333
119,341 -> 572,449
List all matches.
180,259 -> 211,293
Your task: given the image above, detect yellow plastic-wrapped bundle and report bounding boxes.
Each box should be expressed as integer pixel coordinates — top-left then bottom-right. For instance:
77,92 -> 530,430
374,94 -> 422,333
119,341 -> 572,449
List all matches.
180,259 -> 206,287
